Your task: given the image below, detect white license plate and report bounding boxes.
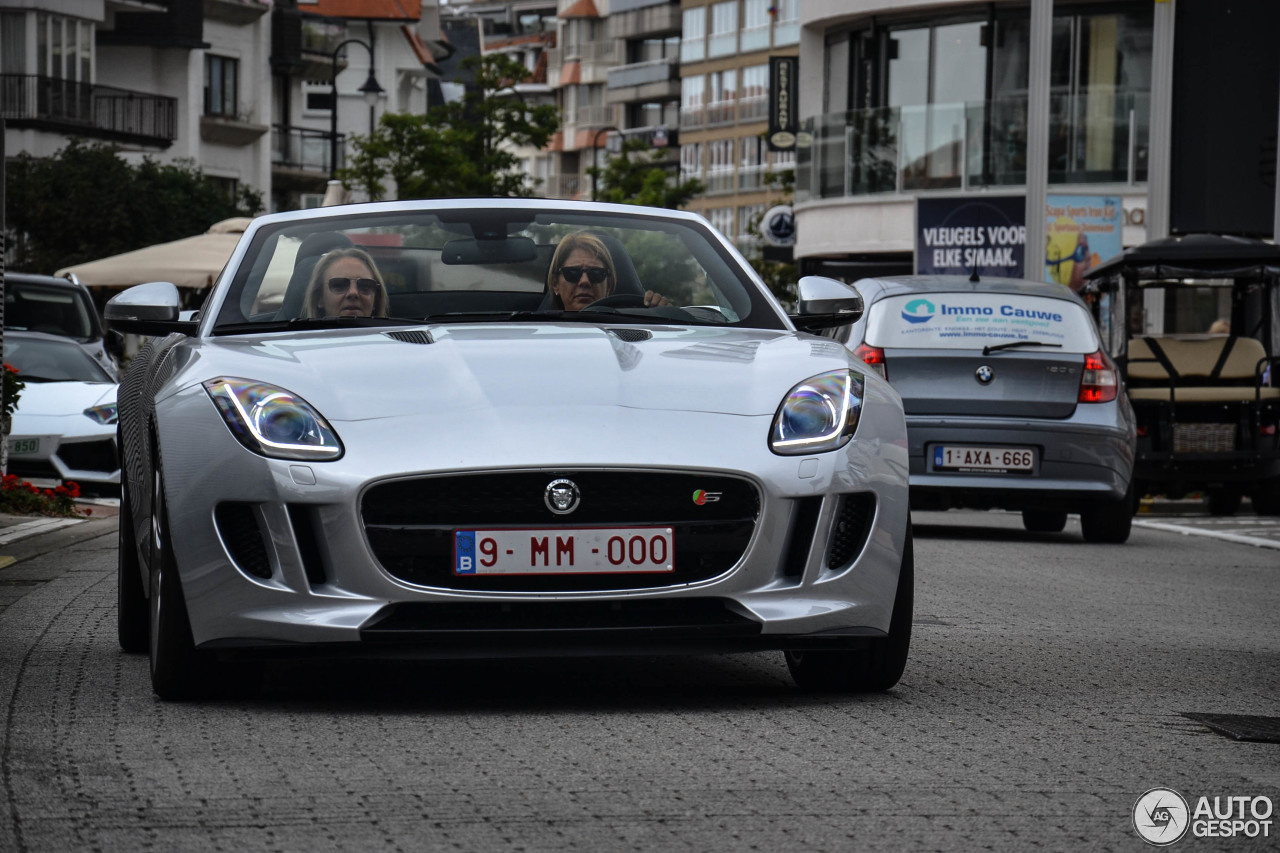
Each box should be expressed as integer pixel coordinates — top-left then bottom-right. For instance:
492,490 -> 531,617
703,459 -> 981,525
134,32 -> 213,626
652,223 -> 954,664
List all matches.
454,527 -> 675,575
9,438 -> 40,455
932,444 -> 1036,473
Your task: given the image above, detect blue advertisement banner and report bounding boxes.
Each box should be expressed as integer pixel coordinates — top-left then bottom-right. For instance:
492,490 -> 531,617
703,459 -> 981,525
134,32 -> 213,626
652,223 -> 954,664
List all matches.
1045,194 -> 1123,291
915,195 -> 1026,278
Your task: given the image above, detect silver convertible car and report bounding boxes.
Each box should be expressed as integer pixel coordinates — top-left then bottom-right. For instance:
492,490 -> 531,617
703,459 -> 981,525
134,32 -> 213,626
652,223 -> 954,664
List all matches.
107,199 -> 913,699
827,275 -> 1136,543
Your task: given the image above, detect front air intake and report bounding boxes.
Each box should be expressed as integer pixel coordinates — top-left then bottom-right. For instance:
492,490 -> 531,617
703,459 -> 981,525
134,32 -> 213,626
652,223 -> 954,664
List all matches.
214,502 -> 272,579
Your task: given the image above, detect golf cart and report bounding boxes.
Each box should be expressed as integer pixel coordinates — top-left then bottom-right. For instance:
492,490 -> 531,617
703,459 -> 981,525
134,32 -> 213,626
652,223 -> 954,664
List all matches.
1081,234 -> 1280,515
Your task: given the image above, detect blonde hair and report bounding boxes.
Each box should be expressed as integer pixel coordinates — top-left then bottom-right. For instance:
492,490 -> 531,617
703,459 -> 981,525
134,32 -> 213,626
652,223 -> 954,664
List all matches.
545,232 -> 617,308
303,247 -> 389,318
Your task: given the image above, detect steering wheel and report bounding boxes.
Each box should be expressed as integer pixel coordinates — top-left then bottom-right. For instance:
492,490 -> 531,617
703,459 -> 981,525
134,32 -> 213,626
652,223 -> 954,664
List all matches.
583,294 -> 648,310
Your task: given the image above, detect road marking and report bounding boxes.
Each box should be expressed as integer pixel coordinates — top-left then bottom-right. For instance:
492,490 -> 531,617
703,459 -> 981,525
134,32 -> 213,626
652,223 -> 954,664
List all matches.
0,517 -> 86,545
1134,519 -> 1280,551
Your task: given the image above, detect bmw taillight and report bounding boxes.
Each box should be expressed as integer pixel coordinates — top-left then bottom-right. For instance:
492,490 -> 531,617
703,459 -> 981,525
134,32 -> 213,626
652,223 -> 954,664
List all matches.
854,343 -> 886,378
1078,350 -> 1118,403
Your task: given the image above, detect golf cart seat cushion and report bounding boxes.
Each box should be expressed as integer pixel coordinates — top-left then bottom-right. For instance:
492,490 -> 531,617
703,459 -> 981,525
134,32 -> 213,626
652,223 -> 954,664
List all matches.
1126,336 -> 1277,401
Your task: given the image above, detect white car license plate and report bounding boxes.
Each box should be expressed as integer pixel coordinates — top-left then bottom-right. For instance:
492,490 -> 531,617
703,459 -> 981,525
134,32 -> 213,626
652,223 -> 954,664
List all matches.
932,444 -> 1035,473
9,438 -> 40,455
455,527 -> 675,575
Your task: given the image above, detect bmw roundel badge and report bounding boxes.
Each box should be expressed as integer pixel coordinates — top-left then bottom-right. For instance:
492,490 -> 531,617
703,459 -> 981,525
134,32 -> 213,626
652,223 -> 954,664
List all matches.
975,365 -> 995,385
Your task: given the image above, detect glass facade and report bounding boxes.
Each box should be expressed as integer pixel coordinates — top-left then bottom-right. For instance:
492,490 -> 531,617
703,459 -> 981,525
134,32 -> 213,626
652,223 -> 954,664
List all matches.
798,3 -> 1154,201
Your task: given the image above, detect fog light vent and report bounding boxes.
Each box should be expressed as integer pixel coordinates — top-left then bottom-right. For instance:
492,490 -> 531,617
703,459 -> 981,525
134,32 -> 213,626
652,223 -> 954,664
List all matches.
826,493 -> 875,569
215,502 -> 272,579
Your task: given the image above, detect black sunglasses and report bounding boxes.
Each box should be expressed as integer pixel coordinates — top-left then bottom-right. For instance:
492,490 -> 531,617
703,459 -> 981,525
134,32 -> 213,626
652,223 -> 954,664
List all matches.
327,277 -> 380,296
559,265 -> 610,285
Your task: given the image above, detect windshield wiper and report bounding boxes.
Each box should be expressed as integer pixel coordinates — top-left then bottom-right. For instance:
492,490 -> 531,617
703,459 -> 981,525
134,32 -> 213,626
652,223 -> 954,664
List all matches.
982,340 -> 1064,356
213,316 -> 424,335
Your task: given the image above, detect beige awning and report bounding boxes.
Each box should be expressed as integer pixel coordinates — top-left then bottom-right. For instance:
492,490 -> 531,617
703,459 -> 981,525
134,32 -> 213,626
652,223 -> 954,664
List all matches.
55,218 -> 252,290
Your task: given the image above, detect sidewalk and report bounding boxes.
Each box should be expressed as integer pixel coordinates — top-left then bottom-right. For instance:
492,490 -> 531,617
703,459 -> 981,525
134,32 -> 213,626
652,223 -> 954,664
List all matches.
0,499 -> 120,569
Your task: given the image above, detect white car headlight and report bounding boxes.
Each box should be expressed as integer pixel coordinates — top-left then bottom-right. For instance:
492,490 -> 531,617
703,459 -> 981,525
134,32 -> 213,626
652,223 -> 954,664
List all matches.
83,403 -> 119,425
770,369 -> 864,455
204,377 -> 343,461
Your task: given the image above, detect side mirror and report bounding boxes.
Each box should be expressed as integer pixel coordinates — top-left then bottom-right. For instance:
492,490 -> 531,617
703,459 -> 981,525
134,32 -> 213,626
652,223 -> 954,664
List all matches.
104,281 -> 198,336
790,276 -> 864,331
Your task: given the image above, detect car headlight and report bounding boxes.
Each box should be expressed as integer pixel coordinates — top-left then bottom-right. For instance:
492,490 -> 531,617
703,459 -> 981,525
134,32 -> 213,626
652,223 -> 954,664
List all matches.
770,369 -> 864,455
203,377 -> 343,461
83,403 -> 118,425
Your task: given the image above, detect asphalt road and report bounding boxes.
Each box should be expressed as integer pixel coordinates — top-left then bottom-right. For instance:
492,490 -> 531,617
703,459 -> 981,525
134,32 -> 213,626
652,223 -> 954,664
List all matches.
0,507 -> 1276,852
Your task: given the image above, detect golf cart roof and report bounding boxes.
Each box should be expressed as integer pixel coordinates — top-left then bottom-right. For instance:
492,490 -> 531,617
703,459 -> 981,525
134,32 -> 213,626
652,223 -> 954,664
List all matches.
1084,233 -> 1280,284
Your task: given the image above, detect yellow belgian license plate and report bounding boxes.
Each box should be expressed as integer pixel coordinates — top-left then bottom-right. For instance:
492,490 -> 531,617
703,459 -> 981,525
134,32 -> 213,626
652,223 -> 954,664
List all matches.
454,527 -> 675,575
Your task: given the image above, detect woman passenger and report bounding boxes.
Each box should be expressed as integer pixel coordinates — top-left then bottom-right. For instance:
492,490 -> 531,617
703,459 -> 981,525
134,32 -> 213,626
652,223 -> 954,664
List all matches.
303,247 -> 389,318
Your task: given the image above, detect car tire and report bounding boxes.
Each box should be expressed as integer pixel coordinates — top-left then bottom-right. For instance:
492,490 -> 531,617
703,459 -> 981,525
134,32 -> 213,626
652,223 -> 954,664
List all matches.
1206,487 -> 1242,516
785,524 -> 914,692
1022,510 -> 1067,533
117,474 -> 149,654
1079,483 -> 1134,544
148,461 -> 214,700
1252,477 -> 1280,516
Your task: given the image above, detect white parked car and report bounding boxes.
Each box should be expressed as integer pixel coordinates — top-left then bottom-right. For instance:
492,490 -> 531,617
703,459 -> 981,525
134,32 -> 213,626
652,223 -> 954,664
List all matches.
106,199 -> 913,699
4,330 -> 119,494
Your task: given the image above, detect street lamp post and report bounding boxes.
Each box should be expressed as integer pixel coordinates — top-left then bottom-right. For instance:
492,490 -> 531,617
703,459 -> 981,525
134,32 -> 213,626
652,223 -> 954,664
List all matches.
590,126 -> 618,201
329,38 -> 384,181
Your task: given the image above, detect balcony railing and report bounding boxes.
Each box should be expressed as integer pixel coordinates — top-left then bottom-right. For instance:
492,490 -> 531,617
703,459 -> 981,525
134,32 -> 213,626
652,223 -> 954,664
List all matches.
543,174 -> 583,200
273,124 -> 342,174
0,74 -> 177,145
797,91 -> 1149,201
607,58 -> 679,90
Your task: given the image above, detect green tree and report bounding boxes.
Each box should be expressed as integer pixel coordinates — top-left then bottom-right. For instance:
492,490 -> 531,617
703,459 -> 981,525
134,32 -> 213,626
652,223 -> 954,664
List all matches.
341,54 -> 560,200
4,138 -> 262,274
588,138 -> 704,209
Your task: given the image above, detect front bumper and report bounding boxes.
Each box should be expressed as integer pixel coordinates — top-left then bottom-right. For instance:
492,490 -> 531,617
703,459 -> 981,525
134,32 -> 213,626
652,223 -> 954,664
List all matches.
153,380 -> 912,655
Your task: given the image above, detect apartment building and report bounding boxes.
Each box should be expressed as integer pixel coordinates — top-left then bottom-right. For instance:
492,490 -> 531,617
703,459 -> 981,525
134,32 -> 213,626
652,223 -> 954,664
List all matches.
677,0 -> 799,250
2,0 -> 272,203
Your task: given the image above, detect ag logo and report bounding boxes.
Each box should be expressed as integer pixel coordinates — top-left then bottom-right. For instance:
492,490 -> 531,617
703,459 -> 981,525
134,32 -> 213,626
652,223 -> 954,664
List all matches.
544,478 -> 581,515
1133,788 -> 1190,845
900,298 -> 935,324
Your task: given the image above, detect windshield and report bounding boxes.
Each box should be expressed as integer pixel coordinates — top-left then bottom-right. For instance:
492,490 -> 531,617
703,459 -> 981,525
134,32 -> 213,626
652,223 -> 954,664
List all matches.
212,207 -> 783,333
4,336 -> 114,383
867,292 -> 1100,353
4,283 -> 97,340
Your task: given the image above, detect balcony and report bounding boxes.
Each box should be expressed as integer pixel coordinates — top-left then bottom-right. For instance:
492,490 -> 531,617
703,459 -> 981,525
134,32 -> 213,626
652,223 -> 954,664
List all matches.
204,0 -> 270,26
272,124 -> 342,186
543,173 -> 584,200
607,2 -> 680,39
796,92 -> 1150,201
606,58 -> 679,103
0,74 -> 176,147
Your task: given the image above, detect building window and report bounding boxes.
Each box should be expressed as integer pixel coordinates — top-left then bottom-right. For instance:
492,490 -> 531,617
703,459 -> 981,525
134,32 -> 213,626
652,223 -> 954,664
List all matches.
680,74 -> 706,129
707,207 -> 735,239
709,1 -> 739,58
205,55 -> 239,118
708,68 -> 737,125
32,13 -> 94,82
773,0 -> 800,46
742,0 -> 771,53
680,141 -> 704,184
737,203 -> 766,246
1,13 -> 26,74
707,139 -> 736,194
681,7 -> 706,63
740,64 -> 769,122
738,136 -> 765,190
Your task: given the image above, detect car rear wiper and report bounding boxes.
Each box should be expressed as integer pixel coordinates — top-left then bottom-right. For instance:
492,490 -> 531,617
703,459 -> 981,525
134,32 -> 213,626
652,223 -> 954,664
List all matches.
213,316 -> 425,335
982,340 -> 1064,356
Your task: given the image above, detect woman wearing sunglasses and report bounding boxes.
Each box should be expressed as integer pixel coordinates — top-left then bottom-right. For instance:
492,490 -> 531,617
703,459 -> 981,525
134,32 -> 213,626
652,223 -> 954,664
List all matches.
545,232 -> 669,311
303,247 -> 389,318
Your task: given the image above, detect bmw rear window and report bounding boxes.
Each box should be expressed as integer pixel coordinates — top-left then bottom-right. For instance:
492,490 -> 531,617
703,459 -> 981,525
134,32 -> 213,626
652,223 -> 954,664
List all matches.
866,292 -> 1099,352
